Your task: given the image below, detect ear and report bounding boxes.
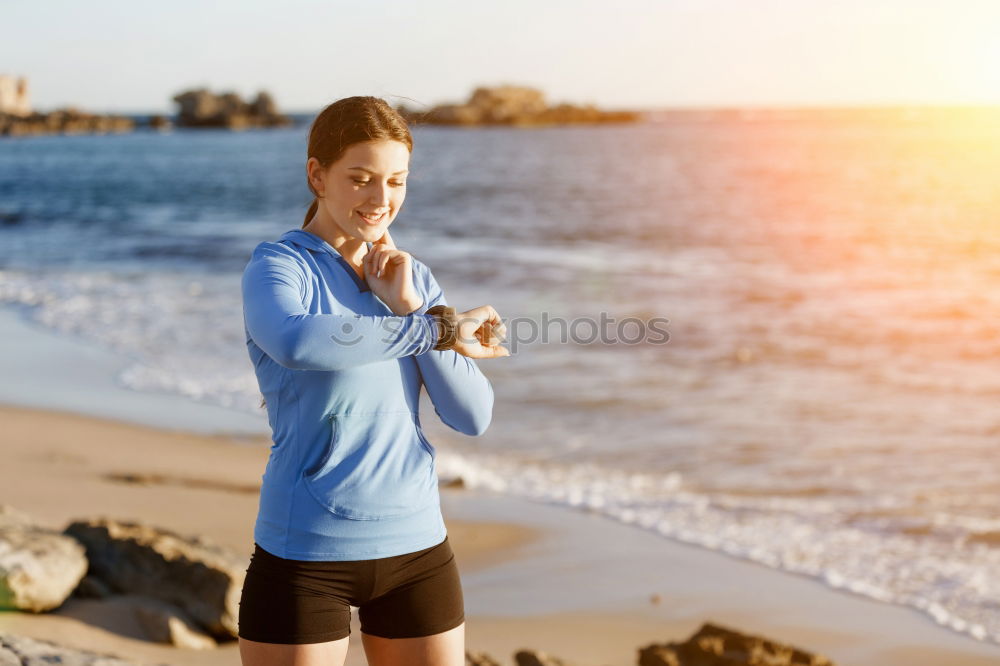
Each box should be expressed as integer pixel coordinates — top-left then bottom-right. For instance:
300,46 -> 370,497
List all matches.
306,157 -> 326,197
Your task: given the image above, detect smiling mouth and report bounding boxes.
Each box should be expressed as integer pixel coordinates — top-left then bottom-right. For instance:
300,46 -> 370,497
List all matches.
357,211 -> 387,225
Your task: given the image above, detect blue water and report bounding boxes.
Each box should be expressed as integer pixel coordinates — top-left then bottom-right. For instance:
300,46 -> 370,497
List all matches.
2,114 -> 999,644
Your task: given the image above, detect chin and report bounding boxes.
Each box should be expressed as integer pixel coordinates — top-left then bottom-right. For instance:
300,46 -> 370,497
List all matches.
360,222 -> 390,240
356,226 -> 382,241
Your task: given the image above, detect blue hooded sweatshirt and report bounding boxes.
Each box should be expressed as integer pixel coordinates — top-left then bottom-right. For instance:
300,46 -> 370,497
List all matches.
241,229 -> 494,560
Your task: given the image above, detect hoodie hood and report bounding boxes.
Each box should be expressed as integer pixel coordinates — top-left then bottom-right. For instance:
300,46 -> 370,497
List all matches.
278,229 -> 372,292
280,229 -> 373,256
279,229 -> 337,255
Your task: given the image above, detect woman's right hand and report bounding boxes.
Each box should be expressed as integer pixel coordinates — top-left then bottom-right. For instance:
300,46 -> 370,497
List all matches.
453,305 -> 510,358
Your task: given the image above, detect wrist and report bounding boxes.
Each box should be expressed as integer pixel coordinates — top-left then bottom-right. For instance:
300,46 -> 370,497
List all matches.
426,304 -> 459,351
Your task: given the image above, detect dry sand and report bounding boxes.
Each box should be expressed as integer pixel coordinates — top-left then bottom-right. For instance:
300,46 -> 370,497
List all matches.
2,403 -> 998,666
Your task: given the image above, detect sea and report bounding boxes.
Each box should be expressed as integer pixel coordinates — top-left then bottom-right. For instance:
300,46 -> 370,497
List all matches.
1,108 -> 999,645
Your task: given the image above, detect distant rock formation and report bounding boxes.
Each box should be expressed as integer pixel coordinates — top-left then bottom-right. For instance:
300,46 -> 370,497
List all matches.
0,75 -> 136,137
148,114 -> 173,130
397,85 -> 640,126
0,73 -> 134,136
171,87 -> 292,129
0,74 -> 31,116
0,107 -> 134,137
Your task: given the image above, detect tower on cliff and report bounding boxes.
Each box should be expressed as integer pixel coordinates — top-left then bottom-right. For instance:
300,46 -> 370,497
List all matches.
0,75 -> 32,116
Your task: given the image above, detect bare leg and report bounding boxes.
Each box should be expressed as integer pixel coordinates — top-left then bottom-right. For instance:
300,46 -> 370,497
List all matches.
361,621 -> 465,666
239,635 -> 350,666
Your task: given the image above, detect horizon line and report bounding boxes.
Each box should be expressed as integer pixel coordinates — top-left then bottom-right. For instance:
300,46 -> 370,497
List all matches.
29,101 -> 1000,117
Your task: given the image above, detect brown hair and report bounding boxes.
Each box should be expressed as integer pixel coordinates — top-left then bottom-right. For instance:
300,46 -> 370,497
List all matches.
260,96 -> 413,410
300,95 -> 414,228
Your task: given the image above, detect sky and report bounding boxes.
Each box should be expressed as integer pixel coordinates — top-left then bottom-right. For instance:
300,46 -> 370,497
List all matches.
4,0 -> 1000,114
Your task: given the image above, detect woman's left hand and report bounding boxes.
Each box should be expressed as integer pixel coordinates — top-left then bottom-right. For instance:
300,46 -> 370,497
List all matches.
363,228 -> 424,315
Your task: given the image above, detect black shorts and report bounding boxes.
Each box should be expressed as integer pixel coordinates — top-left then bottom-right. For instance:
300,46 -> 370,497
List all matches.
237,535 -> 464,643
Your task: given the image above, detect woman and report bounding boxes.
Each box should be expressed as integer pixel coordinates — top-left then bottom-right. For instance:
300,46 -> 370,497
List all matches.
237,96 -> 509,666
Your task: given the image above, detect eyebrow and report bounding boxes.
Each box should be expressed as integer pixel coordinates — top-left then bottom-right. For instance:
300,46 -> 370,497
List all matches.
347,167 -> 409,175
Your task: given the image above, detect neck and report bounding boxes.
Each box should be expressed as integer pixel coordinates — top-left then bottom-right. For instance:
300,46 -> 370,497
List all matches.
303,207 -> 367,266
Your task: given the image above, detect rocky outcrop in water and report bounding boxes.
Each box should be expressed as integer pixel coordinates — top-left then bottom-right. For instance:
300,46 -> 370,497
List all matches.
0,108 -> 134,137
0,74 -> 134,137
171,87 -> 292,128
398,85 -> 639,127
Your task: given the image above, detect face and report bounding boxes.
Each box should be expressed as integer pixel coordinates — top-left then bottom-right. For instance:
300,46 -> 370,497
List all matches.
307,139 -> 410,243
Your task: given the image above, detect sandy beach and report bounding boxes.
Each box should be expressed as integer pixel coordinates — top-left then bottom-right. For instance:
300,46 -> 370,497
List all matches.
2,402 -> 1000,666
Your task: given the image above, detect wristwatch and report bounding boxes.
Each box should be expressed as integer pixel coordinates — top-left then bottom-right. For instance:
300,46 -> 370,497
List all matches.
426,304 -> 459,351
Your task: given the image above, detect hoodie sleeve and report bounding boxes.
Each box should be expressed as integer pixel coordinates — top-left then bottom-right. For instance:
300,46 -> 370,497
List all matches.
242,243 -> 438,371
410,261 -> 495,436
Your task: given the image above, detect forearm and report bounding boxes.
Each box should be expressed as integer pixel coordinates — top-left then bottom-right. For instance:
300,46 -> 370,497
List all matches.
400,260 -> 495,434
242,249 -> 441,371
415,350 -> 494,435
258,311 -> 439,371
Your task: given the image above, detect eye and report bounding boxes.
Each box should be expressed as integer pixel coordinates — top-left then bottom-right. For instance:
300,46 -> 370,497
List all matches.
352,178 -> 406,187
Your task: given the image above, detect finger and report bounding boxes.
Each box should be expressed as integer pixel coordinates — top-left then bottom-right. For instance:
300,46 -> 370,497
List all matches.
463,305 -> 494,327
482,317 -> 506,342
481,308 -> 505,341
476,305 -> 503,326
374,247 -> 385,273
475,321 -> 496,340
480,321 -> 498,346
479,344 -> 510,358
470,333 -> 508,354
378,250 -> 393,278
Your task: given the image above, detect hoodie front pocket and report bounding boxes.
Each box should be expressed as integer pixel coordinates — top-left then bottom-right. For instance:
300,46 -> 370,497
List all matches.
301,411 -> 438,520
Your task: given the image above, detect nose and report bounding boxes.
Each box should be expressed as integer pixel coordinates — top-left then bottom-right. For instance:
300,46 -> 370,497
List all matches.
369,182 -> 391,207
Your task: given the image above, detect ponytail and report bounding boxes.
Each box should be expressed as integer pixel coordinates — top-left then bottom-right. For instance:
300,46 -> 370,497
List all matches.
303,198 -> 318,228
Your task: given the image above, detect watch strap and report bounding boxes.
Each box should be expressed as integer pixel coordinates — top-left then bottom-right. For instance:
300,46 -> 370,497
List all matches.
426,304 -> 459,351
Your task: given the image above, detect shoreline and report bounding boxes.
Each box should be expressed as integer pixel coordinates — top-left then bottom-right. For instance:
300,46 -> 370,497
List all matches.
0,305 -> 267,437
2,403 -> 1000,665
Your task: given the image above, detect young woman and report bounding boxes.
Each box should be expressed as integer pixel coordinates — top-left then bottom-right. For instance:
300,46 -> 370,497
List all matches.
237,96 -> 509,666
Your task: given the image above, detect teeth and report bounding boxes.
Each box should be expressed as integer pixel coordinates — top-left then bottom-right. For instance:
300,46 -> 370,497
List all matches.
360,211 -> 386,222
